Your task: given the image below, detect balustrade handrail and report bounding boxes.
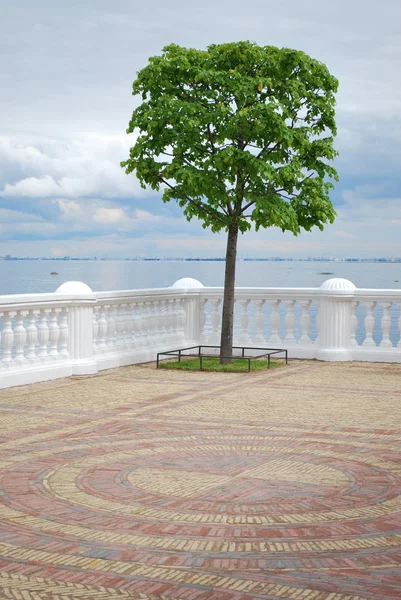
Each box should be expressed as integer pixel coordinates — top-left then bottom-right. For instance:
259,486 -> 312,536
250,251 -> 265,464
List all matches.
199,286 -> 320,300
354,288 -> 401,301
3,284 -> 401,309
96,287 -> 194,301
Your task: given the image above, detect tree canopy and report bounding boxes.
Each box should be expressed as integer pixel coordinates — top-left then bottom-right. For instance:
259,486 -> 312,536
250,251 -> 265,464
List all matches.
121,41 -> 339,237
122,41 -> 339,362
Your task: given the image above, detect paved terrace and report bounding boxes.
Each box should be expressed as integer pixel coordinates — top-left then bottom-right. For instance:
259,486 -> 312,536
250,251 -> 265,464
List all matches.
0,361 -> 401,600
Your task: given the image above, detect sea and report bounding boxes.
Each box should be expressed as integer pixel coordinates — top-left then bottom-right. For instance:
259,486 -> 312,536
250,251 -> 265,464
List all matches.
1,259 -> 401,296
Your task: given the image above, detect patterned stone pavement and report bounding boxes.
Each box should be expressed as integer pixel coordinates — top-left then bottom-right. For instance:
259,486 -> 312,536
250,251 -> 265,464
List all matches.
0,360 -> 401,599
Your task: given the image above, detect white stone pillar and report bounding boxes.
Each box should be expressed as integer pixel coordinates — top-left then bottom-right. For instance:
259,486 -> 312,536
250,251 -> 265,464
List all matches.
55,281 -> 98,375
171,278 -> 204,345
315,278 -> 356,361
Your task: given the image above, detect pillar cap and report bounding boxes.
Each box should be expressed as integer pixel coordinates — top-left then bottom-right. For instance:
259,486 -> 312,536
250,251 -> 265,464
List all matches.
319,278 -> 356,296
171,278 -> 204,289
55,281 -> 93,294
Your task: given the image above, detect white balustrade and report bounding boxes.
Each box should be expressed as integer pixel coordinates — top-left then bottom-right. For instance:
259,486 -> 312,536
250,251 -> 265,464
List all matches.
97,306 -> 107,351
14,310 -> 27,364
152,300 -> 160,344
210,298 -> 222,344
380,302 -> 392,348
93,307 -> 99,354
2,277 -> 401,389
299,300 -> 312,345
284,301 -> 295,344
268,299 -> 281,344
59,309 -> 69,359
125,303 -> 134,346
199,299 -> 208,344
2,312 -> 15,364
363,301 -> 376,348
254,299 -> 266,345
107,305 -> 116,350
350,301 -> 359,347
238,299 -> 251,345
37,309 -> 50,360
26,310 -> 38,361
48,308 -> 60,358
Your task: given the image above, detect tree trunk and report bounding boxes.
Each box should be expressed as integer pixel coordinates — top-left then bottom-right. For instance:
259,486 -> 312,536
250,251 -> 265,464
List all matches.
220,223 -> 239,364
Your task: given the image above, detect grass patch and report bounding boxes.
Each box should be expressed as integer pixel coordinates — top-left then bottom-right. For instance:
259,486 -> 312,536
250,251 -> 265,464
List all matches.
159,357 -> 281,373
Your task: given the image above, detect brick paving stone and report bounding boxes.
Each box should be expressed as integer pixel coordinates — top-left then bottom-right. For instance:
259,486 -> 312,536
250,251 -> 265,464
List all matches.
0,361 -> 401,598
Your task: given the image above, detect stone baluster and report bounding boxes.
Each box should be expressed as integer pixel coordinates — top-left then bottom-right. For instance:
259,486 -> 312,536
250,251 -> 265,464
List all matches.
152,300 -> 160,344
238,299 -> 251,345
161,299 -> 168,340
315,307 -> 321,346
48,308 -> 60,358
299,300 -> 311,345
121,304 -> 129,346
163,299 -> 171,341
37,309 -> 50,360
268,299 -> 281,344
26,309 -> 39,361
92,306 -> 99,354
149,300 -> 157,346
107,305 -> 116,349
116,304 -> 126,348
142,301 -> 152,346
199,298 -> 208,344
177,298 -> 186,341
284,300 -> 296,344
169,299 -> 176,341
14,310 -> 27,364
132,302 -> 142,347
1,311 -> 15,364
350,301 -> 359,347
169,299 -> 178,341
159,300 -> 166,338
125,303 -> 134,346
139,301 -> 147,346
253,299 -> 266,345
380,302 -> 392,348
363,301 -> 376,347
97,305 -> 107,351
210,298 -> 221,345
58,308 -> 69,359
397,305 -> 401,349
114,305 -> 122,348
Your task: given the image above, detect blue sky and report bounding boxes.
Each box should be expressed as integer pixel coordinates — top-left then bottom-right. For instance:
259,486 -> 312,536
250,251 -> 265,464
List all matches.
1,0 -> 401,258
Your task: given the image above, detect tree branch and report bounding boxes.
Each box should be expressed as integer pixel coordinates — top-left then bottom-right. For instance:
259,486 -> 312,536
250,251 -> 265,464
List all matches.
241,199 -> 256,213
158,176 -> 229,226
161,150 -> 230,217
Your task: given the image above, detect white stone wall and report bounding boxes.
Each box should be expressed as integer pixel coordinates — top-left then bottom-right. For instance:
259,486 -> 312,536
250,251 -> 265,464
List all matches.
1,277 -> 401,389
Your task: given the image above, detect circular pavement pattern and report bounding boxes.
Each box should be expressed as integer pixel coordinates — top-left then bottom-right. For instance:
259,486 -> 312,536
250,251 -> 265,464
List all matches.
0,364 -> 401,599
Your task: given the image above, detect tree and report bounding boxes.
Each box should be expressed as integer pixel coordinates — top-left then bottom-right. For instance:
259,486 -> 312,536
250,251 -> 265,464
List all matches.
121,41 -> 339,363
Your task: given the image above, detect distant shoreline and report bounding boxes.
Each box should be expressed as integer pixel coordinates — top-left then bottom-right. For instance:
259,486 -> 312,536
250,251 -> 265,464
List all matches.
1,257 -> 401,264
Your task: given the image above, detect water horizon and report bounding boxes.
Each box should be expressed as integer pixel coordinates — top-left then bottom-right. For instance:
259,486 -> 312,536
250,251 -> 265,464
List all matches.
1,259 -> 401,296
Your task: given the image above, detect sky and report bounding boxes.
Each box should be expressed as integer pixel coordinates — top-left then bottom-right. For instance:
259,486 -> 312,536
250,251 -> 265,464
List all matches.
1,0 -> 401,259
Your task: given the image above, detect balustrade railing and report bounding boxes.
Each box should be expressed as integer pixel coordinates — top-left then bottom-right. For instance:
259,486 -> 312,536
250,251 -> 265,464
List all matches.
199,289 -> 319,355
1,277 -> 401,389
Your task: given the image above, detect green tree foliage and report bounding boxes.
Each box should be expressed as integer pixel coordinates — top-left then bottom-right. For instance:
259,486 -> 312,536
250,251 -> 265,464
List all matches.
122,41 -> 339,362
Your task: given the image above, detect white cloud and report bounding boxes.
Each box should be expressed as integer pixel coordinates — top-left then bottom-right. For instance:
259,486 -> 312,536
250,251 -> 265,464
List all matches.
93,207 -> 129,224
135,209 -> 161,221
0,134 -> 149,199
56,200 -> 83,220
